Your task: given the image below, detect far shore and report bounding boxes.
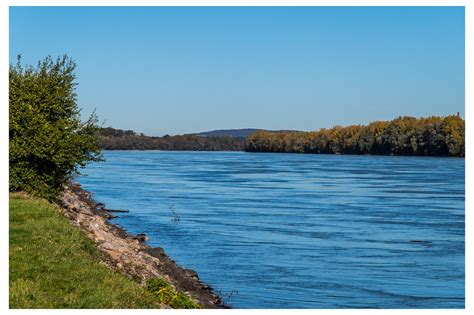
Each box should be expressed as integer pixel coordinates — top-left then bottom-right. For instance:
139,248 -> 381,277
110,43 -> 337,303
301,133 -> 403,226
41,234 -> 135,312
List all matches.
97,149 -> 465,158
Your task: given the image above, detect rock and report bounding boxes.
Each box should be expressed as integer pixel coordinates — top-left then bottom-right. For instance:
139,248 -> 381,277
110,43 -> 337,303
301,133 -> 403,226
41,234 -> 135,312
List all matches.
97,210 -> 117,219
129,233 -> 149,242
146,247 -> 166,257
95,202 -> 106,210
58,184 -> 226,309
185,269 -> 199,280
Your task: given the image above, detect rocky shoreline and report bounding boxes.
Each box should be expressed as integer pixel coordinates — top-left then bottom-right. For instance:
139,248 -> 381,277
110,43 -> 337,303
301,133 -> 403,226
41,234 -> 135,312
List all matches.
59,183 -> 226,308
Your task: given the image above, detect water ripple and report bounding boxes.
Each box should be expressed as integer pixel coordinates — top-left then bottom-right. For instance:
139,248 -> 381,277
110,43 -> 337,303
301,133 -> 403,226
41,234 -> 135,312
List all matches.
79,151 -> 464,308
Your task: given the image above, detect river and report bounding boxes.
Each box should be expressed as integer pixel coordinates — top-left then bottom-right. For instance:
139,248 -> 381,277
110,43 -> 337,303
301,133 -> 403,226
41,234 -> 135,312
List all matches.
79,151 -> 464,308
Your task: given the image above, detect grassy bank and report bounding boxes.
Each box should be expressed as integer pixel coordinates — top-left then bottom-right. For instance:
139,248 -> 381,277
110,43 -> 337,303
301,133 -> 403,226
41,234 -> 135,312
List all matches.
9,193 -> 180,308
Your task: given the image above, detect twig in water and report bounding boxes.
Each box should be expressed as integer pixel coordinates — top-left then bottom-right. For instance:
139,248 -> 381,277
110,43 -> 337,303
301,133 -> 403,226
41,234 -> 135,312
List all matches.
169,205 -> 180,223
215,289 -> 238,305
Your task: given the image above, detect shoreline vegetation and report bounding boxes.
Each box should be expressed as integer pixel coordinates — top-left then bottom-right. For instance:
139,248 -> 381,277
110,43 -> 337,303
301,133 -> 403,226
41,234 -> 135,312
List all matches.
8,55 -> 225,309
245,115 -> 464,157
99,114 -> 464,157
99,127 -> 246,151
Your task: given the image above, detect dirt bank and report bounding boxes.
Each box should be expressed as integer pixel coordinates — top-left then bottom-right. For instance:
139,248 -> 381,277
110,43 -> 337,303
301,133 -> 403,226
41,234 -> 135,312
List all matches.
59,183 -> 226,308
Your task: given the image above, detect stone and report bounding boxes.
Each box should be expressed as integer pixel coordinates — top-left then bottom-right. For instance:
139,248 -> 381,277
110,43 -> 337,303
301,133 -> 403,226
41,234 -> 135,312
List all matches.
58,184 -> 225,309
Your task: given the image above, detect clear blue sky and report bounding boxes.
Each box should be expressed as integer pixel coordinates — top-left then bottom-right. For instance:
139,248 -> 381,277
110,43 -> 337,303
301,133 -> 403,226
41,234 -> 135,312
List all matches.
10,6 -> 464,136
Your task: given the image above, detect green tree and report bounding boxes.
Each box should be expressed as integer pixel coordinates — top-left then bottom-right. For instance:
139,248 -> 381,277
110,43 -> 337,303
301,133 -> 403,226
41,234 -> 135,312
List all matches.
9,55 -> 103,200
243,115 -> 463,157
441,115 -> 464,156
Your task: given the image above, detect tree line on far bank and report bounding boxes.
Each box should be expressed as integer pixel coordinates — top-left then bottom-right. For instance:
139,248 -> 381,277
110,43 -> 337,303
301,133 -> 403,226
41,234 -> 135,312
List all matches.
101,114 -> 465,157
99,127 -> 245,151
245,115 -> 465,157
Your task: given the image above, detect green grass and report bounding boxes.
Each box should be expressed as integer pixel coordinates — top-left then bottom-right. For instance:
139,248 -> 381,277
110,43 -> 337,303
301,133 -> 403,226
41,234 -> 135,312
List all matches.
9,193 -> 163,308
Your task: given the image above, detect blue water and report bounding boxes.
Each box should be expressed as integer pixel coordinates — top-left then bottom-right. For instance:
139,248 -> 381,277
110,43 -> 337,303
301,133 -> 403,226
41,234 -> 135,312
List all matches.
79,151 -> 465,308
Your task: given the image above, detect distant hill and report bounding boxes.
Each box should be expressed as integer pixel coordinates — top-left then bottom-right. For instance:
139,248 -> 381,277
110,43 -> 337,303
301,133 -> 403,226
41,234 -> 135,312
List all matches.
190,128 -> 301,139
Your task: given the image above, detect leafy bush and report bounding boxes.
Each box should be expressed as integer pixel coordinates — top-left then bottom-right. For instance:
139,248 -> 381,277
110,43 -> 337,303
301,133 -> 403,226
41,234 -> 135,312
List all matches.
145,278 -> 200,309
9,55 -> 103,199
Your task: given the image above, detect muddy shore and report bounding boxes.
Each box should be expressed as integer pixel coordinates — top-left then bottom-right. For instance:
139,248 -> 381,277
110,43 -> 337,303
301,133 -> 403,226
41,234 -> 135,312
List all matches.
58,183 -> 227,308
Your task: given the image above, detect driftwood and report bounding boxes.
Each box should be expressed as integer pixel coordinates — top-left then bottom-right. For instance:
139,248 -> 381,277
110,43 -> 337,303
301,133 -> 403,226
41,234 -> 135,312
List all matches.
104,209 -> 130,213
